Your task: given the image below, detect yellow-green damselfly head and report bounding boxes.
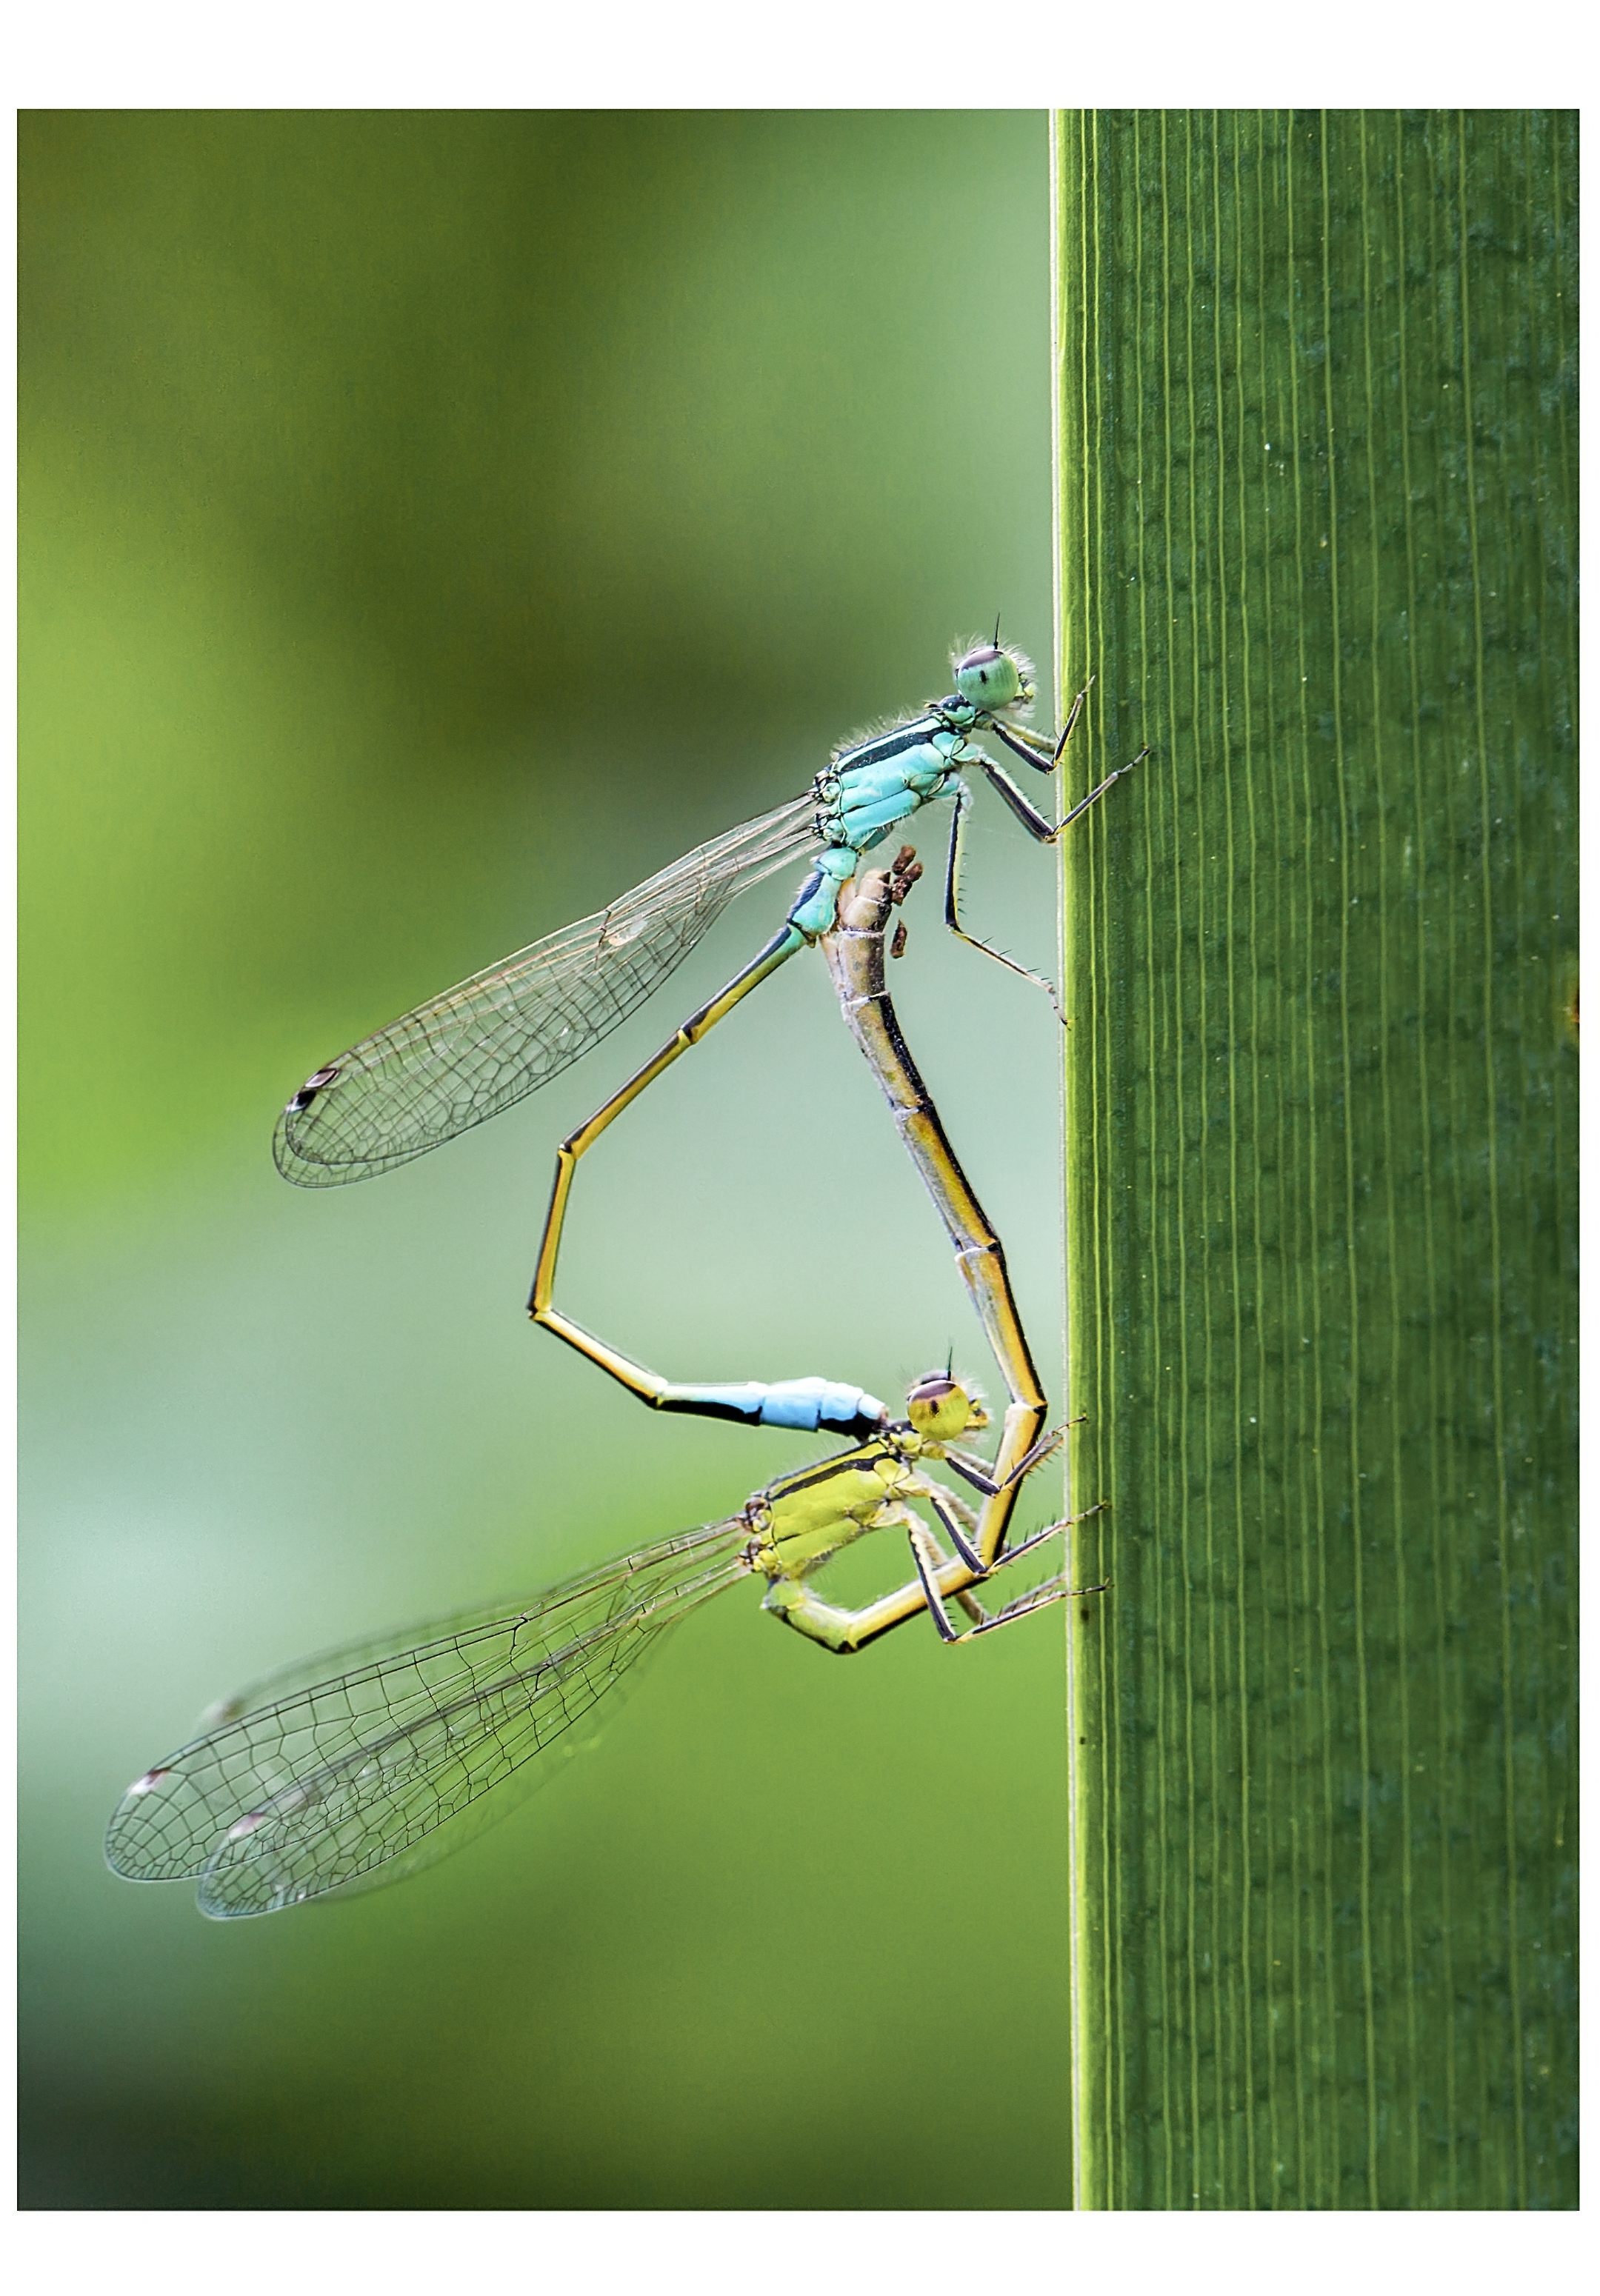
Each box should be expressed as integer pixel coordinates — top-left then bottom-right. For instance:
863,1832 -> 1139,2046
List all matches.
951,635 -> 1036,718
905,1370 -> 990,1443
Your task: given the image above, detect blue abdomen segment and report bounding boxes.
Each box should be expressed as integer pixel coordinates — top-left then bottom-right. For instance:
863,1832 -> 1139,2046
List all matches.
787,853 -> 856,938
661,1375 -> 887,1443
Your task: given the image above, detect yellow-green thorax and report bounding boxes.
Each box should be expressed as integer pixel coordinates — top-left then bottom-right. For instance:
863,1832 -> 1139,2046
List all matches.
744,1376 -> 989,1587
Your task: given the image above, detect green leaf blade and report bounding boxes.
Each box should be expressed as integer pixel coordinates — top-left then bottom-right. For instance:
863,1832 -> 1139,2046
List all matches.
1055,108 -> 1576,2212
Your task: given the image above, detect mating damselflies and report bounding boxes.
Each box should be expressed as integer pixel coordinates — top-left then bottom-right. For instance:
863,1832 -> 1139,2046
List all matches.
107,859 -> 1108,1917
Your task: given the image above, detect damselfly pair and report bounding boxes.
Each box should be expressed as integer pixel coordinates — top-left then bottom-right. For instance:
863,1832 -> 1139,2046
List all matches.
106,639 -> 1142,1917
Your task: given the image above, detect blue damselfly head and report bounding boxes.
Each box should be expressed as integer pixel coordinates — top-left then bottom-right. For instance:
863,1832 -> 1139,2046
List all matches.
951,637 -> 1036,718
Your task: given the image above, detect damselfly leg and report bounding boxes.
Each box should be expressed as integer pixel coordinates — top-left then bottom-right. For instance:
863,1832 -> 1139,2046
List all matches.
907,1501 -> 1111,1646
940,681 -> 1150,1015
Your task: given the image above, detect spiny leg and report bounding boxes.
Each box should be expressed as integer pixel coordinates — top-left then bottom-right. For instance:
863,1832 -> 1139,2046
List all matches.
941,1414 -> 1087,1504
913,1464 -> 1104,1583
947,1564 -> 1113,1642
908,1502 -> 1111,1646
973,661 -> 1143,834
860,1465 -> 1107,1646
1052,746 -> 1151,833
1056,675 -> 1091,761
941,785 -> 1066,1012
907,1517 -> 967,1639
941,746 -> 1148,1014
975,744 -> 1150,845
880,1501 -> 993,1628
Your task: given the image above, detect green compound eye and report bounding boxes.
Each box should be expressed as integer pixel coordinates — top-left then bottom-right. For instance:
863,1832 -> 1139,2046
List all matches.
952,642 -> 1029,713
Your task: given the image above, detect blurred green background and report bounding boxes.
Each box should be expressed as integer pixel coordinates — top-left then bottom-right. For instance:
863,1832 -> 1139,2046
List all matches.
19,112 -> 1078,2207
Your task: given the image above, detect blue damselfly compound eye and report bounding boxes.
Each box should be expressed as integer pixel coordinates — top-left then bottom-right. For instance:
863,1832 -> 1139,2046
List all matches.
952,641 -> 1032,714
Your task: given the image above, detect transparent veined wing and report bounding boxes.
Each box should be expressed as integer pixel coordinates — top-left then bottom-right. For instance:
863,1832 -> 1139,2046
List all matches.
104,1520 -> 753,1918
274,791 -> 819,1186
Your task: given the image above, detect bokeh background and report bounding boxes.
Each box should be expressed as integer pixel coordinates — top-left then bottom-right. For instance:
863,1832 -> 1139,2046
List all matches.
19,113 -> 1078,2207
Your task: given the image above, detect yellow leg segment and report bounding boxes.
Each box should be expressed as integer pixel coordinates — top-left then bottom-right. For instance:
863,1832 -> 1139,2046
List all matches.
528,923 -> 804,1401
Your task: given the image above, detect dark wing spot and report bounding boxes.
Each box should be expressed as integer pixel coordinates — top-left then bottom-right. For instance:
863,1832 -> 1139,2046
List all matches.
290,1063 -> 342,1113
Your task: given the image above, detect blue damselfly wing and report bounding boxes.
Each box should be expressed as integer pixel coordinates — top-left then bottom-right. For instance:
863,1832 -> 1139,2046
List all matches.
274,793 -> 819,1186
